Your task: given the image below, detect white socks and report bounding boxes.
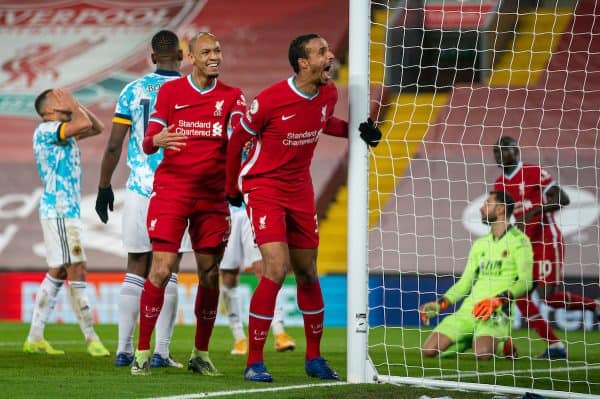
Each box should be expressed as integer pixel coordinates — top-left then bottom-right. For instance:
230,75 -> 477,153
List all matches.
117,273 -> 144,354
221,285 -> 246,341
117,272 -> 178,356
27,274 -> 64,342
154,273 -> 178,357
271,289 -> 286,336
67,281 -> 99,342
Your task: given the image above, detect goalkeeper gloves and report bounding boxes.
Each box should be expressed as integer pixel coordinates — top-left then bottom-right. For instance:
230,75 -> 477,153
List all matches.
95,185 -> 114,224
358,118 -> 382,147
419,298 -> 449,326
472,296 -> 508,321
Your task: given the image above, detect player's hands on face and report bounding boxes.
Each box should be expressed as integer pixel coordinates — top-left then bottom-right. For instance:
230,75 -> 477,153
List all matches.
419,301 -> 442,326
472,297 -> 504,321
95,185 -> 114,224
52,88 -> 78,113
153,124 -> 187,151
359,117 -> 382,147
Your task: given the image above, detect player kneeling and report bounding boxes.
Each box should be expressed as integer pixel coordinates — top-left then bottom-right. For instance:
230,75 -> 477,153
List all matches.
420,191 -> 533,360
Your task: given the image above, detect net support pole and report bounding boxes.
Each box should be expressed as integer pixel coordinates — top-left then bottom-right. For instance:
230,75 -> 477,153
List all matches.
346,0 -> 371,384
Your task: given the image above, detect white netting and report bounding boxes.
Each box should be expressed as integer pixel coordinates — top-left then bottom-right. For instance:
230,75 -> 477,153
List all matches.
364,1 -> 600,397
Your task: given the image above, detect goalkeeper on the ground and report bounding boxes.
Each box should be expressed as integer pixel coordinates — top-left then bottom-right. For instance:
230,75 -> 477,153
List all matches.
420,190 -> 533,360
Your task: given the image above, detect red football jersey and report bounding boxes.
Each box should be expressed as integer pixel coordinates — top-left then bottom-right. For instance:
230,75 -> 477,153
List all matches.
145,76 -> 245,200
237,77 -> 345,194
494,162 -> 561,243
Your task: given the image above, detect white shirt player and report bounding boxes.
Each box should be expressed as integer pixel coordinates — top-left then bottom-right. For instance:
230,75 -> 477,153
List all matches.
113,69 -> 181,197
33,120 -> 81,219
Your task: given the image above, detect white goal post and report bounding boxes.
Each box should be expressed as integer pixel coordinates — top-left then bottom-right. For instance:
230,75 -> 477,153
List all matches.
346,1 -> 600,398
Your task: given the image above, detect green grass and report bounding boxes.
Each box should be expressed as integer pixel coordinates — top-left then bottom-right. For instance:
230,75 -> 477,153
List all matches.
0,322 -> 598,398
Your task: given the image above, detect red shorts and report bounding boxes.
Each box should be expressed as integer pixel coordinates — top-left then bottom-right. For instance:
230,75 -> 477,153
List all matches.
147,191 -> 230,254
245,188 -> 318,248
532,239 -> 564,285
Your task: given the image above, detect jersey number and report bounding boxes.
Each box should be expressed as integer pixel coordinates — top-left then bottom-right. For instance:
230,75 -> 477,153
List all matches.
140,98 -> 150,136
537,260 -> 553,279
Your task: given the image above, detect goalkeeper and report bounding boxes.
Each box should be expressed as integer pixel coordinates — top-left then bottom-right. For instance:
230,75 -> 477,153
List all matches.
420,191 -> 533,360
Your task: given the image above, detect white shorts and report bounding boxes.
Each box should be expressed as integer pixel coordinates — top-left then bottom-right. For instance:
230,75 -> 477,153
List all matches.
40,218 -> 87,267
220,209 -> 262,270
122,189 -> 192,253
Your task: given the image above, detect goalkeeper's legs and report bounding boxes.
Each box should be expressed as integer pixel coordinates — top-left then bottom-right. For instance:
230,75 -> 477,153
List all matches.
422,332 -> 454,358
473,336 -> 515,360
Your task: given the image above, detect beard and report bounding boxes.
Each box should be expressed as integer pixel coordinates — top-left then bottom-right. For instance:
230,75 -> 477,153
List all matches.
481,214 -> 497,225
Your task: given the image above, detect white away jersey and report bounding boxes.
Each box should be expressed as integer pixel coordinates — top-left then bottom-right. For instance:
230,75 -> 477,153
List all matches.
113,69 -> 181,197
33,121 -> 81,219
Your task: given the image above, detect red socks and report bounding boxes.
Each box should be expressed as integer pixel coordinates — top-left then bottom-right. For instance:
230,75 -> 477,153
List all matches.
297,279 -> 325,360
247,277 -> 280,366
194,285 -> 219,351
516,296 -> 560,344
138,280 -> 165,351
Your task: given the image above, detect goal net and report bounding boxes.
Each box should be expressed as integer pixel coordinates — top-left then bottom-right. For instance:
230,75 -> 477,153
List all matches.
346,1 -> 600,398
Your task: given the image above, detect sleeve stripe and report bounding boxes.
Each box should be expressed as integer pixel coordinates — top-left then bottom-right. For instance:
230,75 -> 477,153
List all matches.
112,116 -> 132,125
58,123 -> 67,141
114,112 -> 130,120
240,118 -> 257,136
149,117 -> 167,127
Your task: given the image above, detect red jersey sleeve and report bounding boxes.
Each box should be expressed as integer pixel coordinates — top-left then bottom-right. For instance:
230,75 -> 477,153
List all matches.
226,124 -> 254,197
142,85 -> 171,154
324,116 -> 348,137
539,167 -> 555,197
240,95 -> 269,136
323,84 -> 347,137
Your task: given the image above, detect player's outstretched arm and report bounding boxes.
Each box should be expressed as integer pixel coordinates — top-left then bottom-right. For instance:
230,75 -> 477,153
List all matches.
419,297 -> 449,326
358,118 -> 382,147
142,124 -> 187,155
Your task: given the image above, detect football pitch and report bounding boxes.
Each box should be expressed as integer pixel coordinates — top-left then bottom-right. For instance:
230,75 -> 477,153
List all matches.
0,322 -> 598,398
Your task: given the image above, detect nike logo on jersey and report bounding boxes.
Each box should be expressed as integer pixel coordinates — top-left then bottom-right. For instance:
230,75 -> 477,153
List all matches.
281,114 -> 295,121
175,104 -> 192,110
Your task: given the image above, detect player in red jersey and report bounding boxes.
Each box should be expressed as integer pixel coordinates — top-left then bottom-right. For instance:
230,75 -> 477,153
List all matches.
493,136 -> 600,359
226,33 -> 381,382
130,32 -> 246,376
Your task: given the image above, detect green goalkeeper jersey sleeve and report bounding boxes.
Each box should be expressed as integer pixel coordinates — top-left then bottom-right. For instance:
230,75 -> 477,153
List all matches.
443,226 -> 534,313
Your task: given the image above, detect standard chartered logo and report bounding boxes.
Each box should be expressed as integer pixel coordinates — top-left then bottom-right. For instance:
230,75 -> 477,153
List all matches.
212,122 -> 223,137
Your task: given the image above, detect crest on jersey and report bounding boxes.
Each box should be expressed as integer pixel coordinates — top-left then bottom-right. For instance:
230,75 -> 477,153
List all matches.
214,100 -> 224,116
321,105 -> 327,122
259,215 -> 267,230
250,99 -> 259,114
0,0 -> 204,117
237,94 -> 246,107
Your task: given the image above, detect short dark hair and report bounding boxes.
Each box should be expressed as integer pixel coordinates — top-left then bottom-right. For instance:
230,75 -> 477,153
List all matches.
151,30 -> 180,55
34,89 -> 53,117
496,135 -> 518,148
490,190 -> 515,217
288,33 -> 321,73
